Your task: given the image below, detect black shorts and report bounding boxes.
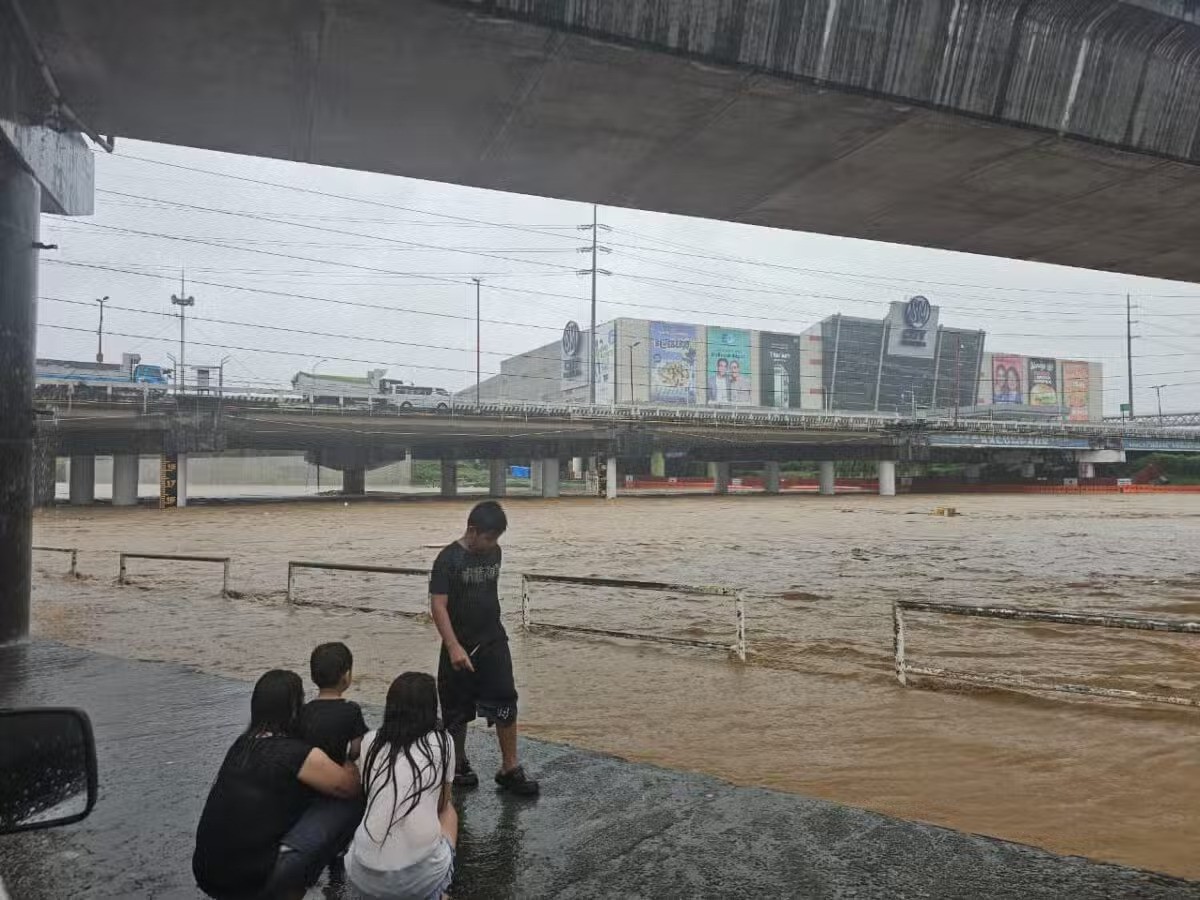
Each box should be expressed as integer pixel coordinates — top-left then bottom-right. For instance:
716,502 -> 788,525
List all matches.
437,638 -> 518,730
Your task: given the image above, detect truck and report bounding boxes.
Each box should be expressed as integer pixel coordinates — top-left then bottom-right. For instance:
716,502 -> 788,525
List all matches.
290,369 -> 452,411
35,354 -> 171,400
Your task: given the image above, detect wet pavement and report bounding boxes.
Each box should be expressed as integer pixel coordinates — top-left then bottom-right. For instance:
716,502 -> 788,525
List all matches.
1,641 -> 1197,899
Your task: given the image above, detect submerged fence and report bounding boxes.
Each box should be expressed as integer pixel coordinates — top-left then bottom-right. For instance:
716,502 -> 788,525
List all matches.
286,561 -> 429,618
33,546 -> 78,577
118,552 -> 232,596
521,573 -> 746,661
894,599 -> 1200,709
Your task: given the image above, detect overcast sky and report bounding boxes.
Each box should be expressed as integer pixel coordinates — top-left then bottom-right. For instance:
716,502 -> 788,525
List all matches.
36,139 -> 1200,415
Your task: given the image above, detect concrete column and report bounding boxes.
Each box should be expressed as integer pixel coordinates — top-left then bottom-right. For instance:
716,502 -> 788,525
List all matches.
440,459 -> 458,498
651,451 -> 666,478
709,462 -> 731,495
878,460 -> 897,497
764,462 -> 781,494
538,459 -> 560,499
818,461 -> 835,496
177,453 -> 189,508
0,165 -> 39,642
112,453 -> 140,506
394,451 -> 413,487
570,457 -> 583,480
531,460 -> 543,494
342,466 -> 365,495
33,451 -> 57,508
964,464 -> 983,484
488,459 -> 508,497
1078,461 -> 1095,480
606,455 -> 619,500
1021,462 -> 1036,479
69,455 -> 96,506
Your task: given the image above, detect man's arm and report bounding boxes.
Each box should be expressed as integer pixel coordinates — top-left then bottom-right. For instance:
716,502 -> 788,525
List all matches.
431,593 -> 474,672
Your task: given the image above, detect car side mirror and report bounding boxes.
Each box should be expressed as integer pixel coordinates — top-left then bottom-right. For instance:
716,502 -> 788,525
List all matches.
0,708 -> 98,834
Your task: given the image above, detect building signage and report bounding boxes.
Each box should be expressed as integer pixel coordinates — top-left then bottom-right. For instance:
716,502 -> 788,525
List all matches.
1028,358 -> 1059,407
992,354 -> 1025,404
886,297 -> 939,359
560,320 -> 587,390
1063,361 -> 1090,422
759,332 -> 800,409
594,323 -> 615,405
649,322 -> 698,404
706,327 -> 752,405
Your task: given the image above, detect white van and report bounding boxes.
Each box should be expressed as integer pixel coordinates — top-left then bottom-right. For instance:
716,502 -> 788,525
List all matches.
379,380 -> 453,411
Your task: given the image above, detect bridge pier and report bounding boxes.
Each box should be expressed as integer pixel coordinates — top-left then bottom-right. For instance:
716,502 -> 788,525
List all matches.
488,459 -> 507,498
69,455 -> 96,506
440,459 -> 457,498
537,459 -> 560,499
606,455 -> 619,500
819,461 -> 835,496
112,453 -> 140,506
341,466 -> 365,496
177,453 -> 190,507
764,462 -> 781,495
710,462 -> 730,495
33,452 -> 56,507
878,460 -> 897,497
0,164 -> 39,642
651,451 -> 666,478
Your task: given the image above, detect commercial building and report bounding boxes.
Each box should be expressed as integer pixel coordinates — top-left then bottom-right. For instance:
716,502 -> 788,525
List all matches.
463,299 -> 1104,422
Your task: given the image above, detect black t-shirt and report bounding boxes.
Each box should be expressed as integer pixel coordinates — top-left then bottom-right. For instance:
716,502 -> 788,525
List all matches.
429,541 -> 504,648
299,698 -> 368,765
192,734 -> 313,897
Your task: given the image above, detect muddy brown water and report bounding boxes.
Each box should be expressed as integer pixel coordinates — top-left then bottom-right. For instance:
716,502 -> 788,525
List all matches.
29,494 -> 1200,879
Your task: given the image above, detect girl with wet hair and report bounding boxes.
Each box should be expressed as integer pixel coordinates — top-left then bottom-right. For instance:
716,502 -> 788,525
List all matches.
348,672 -> 458,900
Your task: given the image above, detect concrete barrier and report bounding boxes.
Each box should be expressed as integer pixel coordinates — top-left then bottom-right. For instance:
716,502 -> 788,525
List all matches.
521,573 -> 746,661
286,561 -> 429,619
33,546 -> 78,577
118,552 -> 231,596
893,599 -> 1200,709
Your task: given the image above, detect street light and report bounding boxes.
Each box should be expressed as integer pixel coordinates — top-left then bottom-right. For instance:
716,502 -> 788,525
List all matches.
95,296 -> 108,363
629,340 -> 641,405
171,272 -> 195,395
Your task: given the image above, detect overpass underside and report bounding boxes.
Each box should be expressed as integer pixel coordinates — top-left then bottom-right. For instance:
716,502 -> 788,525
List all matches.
18,0 -> 1200,280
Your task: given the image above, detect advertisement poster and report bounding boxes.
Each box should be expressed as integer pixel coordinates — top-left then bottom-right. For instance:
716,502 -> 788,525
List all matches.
560,320 -> 588,391
593,324 -> 615,405
1028,358 -> 1059,407
760,332 -> 800,409
885,296 -> 939,359
992,354 -> 1024,404
1063,361 -> 1090,422
649,322 -> 698,405
706,327 -> 753,405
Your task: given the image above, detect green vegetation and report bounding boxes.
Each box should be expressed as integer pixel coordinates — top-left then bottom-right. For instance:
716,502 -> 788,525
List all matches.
1122,453 -> 1200,485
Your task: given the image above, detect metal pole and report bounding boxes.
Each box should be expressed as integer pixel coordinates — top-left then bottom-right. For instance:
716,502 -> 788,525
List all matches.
1152,384 -> 1164,425
95,296 -> 107,363
287,562 -> 295,604
222,559 -> 230,597
734,592 -> 746,662
893,601 -> 907,685
171,273 -> 195,396
590,204 -> 598,406
474,278 -> 481,407
1126,294 -> 1135,418
118,553 -> 127,585
953,337 -> 963,425
521,574 -> 531,630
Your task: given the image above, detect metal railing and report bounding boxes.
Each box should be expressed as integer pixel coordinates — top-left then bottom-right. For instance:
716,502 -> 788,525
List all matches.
118,552 -> 232,596
521,573 -> 746,661
286,561 -> 429,619
893,599 -> 1200,709
33,546 -> 78,577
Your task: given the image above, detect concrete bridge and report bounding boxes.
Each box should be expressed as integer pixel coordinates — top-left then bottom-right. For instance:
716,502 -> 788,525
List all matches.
36,395 -> 1200,506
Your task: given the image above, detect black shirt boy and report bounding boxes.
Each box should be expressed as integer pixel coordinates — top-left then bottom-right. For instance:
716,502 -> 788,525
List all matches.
429,542 -> 505,650
298,698 -> 368,765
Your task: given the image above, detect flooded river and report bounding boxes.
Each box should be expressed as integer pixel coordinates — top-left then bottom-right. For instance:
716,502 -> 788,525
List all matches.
29,493 -> 1200,878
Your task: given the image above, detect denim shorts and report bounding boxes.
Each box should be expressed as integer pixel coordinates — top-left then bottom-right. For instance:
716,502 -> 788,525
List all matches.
348,837 -> 455,900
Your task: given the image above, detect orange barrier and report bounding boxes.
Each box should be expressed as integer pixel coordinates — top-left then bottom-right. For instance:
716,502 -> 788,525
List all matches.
909,481 -> 1200,495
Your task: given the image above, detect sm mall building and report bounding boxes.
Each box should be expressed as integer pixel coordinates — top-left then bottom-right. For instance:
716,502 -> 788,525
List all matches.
463,298 -> 1105,423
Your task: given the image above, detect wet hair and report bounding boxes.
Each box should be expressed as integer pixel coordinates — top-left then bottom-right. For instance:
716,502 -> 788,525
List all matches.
467,500 -> 507,536
247,669 -> 304,738
310,642 -> 353,689
360,672 -> 449,843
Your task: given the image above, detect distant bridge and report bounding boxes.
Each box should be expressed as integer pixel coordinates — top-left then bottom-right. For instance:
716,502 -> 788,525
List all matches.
1106,411 -> 1200,428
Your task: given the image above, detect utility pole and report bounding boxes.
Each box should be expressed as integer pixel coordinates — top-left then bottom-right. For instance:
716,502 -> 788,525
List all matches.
1152,384 -> 1165,426
171,270 -> 195,395
578,205 -> 611,406
474,278 -> 482,407
95,296 -> 108,363
1126,294 -> 1136,418
953,337 -> 963,425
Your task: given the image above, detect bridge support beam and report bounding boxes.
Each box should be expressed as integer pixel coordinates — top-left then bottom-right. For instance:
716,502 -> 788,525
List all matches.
394,451 -> 412,488
488,459 -> 507,498
569,456 -> 583,480
819,461 -> 835,496
342,466 -> 365,496
710,462 -> 730,495
537,459 -> 560,499
530,460 -> 543,494
0,164 -> 39,642
440,460 -> 457,498
878,460 -> 897,497
763,462 -> 781,495
651,451 -> 666,478
69,455 -> 96,506
606,455 -> 619,500
112,453 -> 140,506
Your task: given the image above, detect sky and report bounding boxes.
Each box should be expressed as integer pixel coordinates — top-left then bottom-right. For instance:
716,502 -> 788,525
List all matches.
36,138 -> 1200,415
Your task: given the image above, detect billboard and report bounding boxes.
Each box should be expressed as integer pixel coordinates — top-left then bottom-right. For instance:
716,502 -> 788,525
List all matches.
649,322 -> 698,405
992,354 -> 1024,404
1028,358 -> 1059,407
886,296 -> 939,359
760,332 -> 800,409
706,327 -> 753,405
560,320 -> 588,391
1063,361 -> 1090,422
593,323 -> 616,405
